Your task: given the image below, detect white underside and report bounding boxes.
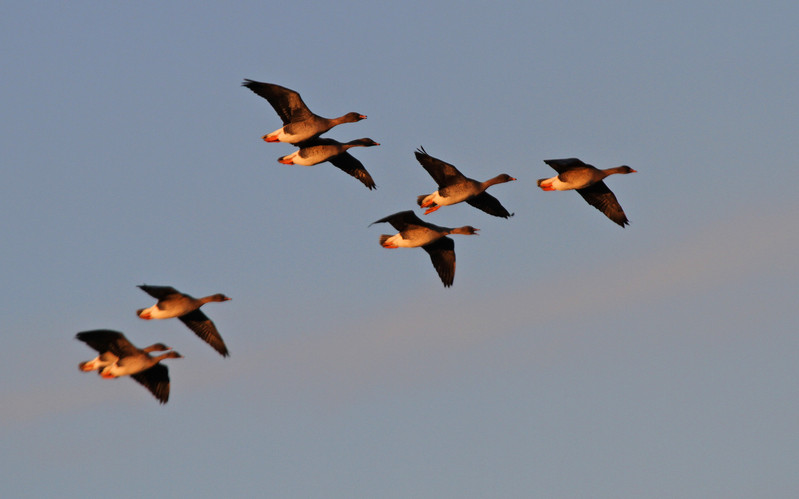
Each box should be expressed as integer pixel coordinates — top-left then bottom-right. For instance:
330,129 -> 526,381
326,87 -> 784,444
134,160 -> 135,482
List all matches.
266,127 -> 304,144
279,150 -> 321,166
139,304 -> 182,320
385,231 -> 441,248
100,356 -> 153,377
423,191 -> 468,207
267,126 -> 316,144
540,175 -> 587,191
81,353 -> 118,371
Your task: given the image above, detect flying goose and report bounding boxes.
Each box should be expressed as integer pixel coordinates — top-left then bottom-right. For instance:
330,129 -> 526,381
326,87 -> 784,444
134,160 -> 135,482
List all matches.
415,147 -> 516,218
277,138 -> 379,189
137,284 -> 231,357
76,329 -> 182,404
242,79 -> 366,144
538,158 -> 636,227
371,210 -> 479,287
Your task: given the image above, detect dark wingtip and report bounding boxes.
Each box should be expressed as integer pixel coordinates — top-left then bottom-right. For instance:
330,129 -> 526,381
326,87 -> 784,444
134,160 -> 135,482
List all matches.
613,217 -> 631,228
415,146 -> 432,160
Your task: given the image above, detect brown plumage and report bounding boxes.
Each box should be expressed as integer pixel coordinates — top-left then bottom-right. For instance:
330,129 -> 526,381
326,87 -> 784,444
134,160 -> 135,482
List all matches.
415,147 -> 516,218
76,329 -> 182,404
242,79 -> 366,144
538,158 -> 636,227
370,210 -> 479,287
277,138 -> 380,190
136,284 -> 231,357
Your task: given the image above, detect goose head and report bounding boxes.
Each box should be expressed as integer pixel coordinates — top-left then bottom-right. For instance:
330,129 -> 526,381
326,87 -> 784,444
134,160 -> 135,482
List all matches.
343,112 -> 367,122
351,138 -> 380,147
451,226 -> 480,236
207,294 -> 232,303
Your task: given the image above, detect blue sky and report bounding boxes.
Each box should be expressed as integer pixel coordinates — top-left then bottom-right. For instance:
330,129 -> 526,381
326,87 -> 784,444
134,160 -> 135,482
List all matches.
2,1 -> 798,497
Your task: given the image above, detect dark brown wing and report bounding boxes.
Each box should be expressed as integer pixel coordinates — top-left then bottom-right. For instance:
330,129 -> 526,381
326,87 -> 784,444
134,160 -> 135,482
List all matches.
370,210 -> 425,232
137,284 -> 182,300
328,152 -> 376,190
415,147 -> 468,188
576,181 -> 630,227
241,79 -> 314,125
178,310 -> 230,357
422,237 -> 456,287
131,364 -> 171,404
465,192 -> 514,218
76,330 -> 138,356
543,158 -> 589,174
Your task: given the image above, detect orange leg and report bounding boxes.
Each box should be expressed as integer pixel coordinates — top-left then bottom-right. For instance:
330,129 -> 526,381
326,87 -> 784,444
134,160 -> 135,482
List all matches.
424,205 -> 440,215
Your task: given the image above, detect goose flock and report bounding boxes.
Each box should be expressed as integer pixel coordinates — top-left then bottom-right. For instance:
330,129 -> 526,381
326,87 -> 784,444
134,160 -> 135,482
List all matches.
76,285 -> 231,404
76,79 -> 637,404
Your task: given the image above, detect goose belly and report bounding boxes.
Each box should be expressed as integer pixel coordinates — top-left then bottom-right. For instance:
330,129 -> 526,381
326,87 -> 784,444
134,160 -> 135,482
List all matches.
139,304 -> 184,320
541,175 -> 593,191
433,189 -> 471,205
397,229 -> 443,248
110,357 -> 152,377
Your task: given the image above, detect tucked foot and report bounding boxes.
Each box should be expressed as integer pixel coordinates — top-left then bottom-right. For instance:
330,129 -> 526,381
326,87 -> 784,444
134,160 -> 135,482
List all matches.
424,206 -> 440,215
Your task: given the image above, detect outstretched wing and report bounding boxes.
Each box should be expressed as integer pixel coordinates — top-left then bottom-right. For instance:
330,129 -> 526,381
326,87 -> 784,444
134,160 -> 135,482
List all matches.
422,237 -> 456,287
76,330 -> 137,356
328,152 -> 376,190
465,192 -> 514,218
242,80 -> 314,124
543,158 -> 589,174
370,210 -> 424,232
137,284 -> 181,300
576,181 -> 629,227
415,147 -> 467,188
178,310 -> 230,357
131,364 -> 171,404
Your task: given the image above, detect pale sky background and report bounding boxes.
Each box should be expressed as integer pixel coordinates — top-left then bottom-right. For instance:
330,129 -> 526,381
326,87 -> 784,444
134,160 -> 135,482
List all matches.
2,1 -> 798,497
